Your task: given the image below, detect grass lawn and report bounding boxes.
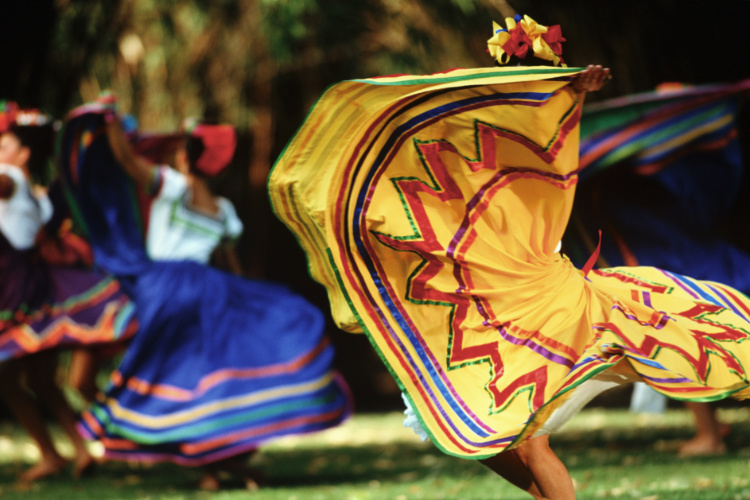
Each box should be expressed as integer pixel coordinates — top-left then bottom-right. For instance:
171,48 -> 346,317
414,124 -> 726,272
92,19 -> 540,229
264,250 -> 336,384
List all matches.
2,407 -> 750,499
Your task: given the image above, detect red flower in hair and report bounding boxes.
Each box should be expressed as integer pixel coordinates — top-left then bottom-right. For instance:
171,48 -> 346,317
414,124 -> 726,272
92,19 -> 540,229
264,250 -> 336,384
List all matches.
0,102 -> 18,133
541,25 -> 566,57
0,114 -> 13,134
501,26 -> 533,60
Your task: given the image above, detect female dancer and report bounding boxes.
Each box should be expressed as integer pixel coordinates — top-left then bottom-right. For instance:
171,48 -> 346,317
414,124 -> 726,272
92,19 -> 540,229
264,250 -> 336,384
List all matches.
0,105 -> 138,481
270,14 -> 750,499
59,99 -> 352,490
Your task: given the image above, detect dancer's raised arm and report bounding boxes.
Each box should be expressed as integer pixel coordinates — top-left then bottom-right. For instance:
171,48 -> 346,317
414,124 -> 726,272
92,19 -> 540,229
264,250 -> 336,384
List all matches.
105,115 -> 154,187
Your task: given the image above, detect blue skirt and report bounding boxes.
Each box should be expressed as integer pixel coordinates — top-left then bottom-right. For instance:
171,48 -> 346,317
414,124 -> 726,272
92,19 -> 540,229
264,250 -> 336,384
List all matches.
62,105 -> 352,465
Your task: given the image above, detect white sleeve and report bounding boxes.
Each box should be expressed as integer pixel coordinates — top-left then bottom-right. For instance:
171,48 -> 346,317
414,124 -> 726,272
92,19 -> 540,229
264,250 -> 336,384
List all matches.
37,192 -> 53,225
0,164 -> 50,249
218,197 -> 243,241
153,166 -> 188,201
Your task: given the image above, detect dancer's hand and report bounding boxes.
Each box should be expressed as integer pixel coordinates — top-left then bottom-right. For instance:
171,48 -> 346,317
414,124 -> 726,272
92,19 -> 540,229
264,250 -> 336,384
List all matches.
571,65 -> 611,94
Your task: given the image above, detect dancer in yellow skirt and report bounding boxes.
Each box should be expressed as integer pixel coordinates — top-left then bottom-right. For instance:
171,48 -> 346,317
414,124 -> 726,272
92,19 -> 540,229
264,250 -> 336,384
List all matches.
270,14 -> 750,499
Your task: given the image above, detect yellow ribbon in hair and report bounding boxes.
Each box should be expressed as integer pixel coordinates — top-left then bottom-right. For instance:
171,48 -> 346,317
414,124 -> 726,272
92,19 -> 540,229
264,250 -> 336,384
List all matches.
487,19 -> 514,65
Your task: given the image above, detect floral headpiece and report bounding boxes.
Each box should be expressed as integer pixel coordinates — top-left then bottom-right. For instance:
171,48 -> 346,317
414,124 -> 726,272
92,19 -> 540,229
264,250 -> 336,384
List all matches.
487,14 -> 566,67
0,101 -> 52,133
15,109 -> 51,127
0,101 -> 19,133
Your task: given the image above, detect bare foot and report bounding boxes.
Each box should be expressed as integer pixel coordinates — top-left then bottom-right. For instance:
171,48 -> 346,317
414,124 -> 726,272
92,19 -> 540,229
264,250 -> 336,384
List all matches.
245,476 -> 260,491
19,456 -> 69,483
72,453 -> 97,479
242,467 -> 265,490
678,435 -> 727,457
198,472 -> 221,491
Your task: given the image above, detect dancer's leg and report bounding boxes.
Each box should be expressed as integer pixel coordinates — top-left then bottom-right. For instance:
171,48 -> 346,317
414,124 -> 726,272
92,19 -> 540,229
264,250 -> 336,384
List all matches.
514,435 -> 575,499
481,448 -> 544,499
67,348 -> 100,403
482,435 -> 575,500
0,357 -> 68,482
679,402 -> 727,456
26,351 -> 96,477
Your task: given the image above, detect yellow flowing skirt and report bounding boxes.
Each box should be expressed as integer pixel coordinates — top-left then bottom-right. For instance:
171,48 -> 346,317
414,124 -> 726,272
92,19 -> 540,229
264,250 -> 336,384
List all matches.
269,67 -> 750,459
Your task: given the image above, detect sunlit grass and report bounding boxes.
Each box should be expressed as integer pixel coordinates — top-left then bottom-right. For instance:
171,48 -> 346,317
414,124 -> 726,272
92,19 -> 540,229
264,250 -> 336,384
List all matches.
1,408 -> 750,499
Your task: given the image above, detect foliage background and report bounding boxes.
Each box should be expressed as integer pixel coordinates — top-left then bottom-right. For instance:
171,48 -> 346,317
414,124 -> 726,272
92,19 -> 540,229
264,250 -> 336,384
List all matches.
2,0 -> 750,409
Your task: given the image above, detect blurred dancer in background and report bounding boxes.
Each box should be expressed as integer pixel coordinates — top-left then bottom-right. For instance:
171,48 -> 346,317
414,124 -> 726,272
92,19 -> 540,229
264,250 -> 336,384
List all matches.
0,103 -> 138,482
59,97 -> 352,490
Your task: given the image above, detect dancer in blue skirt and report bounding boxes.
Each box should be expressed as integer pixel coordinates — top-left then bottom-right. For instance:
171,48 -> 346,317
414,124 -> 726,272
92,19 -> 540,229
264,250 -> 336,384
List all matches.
59,98 -> 352,489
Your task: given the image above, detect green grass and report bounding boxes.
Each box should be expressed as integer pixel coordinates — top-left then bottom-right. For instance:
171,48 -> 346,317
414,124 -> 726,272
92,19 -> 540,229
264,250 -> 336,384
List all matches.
2,408 -> 750,499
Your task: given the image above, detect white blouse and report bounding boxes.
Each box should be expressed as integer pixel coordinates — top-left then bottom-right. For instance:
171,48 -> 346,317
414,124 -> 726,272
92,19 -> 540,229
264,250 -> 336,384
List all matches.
146,166 -> 243,263
0,163 -> 53,250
